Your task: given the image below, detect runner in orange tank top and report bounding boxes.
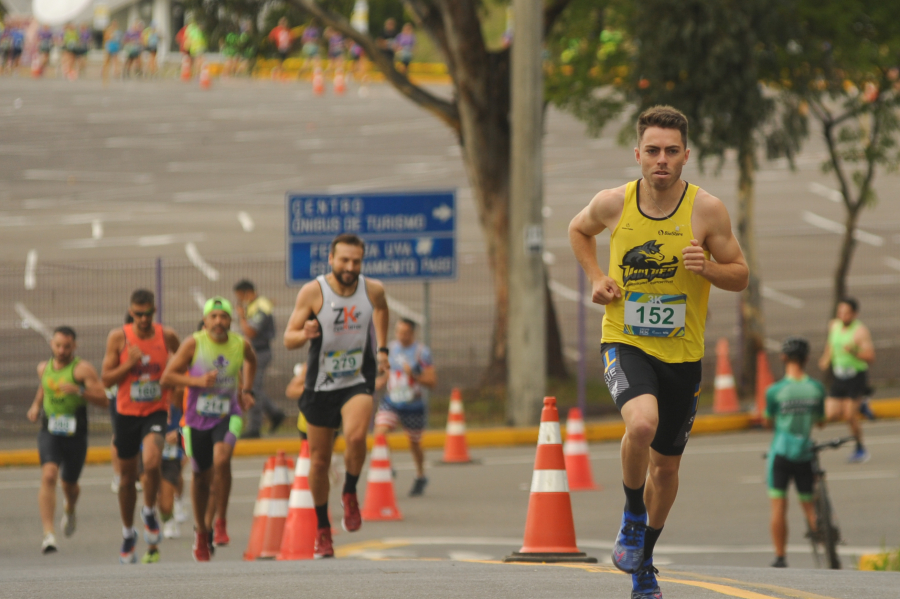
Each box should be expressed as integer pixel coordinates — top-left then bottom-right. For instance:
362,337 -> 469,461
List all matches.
102,289 -> 180,564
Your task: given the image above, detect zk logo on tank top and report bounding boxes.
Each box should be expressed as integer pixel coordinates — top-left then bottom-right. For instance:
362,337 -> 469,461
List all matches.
332,305 -> 364,334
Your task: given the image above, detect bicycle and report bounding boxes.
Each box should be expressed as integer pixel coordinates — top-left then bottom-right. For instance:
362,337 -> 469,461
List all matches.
807,436 -> 854,570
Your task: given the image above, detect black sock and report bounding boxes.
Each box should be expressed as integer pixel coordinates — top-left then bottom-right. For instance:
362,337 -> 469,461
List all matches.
315,504 -> 330,530
343,473 -> 360,495
644,526 -> 663,560
856,439 -> 864,452
623,482 -> 646,516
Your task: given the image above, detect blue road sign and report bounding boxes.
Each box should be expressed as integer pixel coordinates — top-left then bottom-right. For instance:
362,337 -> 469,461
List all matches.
286,190 -> 456,284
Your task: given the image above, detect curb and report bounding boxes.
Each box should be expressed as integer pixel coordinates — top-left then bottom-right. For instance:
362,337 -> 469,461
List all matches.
2,400 -> 898,468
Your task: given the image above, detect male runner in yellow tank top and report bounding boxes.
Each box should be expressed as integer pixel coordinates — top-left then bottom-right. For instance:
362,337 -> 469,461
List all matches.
569,106 -> 749,599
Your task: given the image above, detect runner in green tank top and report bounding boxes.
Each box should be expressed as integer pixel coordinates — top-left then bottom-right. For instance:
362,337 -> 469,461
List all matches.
817,297 -> 875,463
27,326 -> 107,555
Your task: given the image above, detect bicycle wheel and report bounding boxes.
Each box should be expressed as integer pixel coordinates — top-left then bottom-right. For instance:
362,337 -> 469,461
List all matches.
815,479 -> 842,570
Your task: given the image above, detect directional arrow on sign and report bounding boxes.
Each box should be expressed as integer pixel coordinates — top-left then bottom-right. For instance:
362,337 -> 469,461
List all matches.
432,204 -> 453,222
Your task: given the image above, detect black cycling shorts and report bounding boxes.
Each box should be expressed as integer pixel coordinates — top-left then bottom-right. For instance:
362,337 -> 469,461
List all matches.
601,342 -> 701,456
299,382 -> 372,430
38,430 -> 88,483
829,370 -> 869,400
185,418 -> 233,473
114,410 -> 166,460
769,455 -> 815,499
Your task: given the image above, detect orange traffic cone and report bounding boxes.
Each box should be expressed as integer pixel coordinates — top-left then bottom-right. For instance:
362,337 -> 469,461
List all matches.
312,67 -> 325,96
31,55 -> 42,78
243,456 -> 275,560
199,64 -> 211,90
333,68 -> 346,95
713,338 -> 741,413
277,441 -> 316,560
180,54 -> 192,82
563,408 -> 599,491
505,397 -> 597,563
258,451 -> 294,559
754,350 -> 775,423
441,388 -> 472,463
360,435 -> 402,521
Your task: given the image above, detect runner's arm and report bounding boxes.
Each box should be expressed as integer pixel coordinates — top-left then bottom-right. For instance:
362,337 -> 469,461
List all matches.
852,324 -> 876,364
283,282 -> 321,350
160,337 -> 211,388
285,364 -> 306,400
684,193 -> 749,292
414,365 -> 436,389
568,189 -> 623,305
367,279 -> 390,371
71,361 -> 109,407
240,340 -> 257,412
27,362 -> 47,422
163,326 -> 182,355
818,325 -> 834,371
101,328 -> 138,387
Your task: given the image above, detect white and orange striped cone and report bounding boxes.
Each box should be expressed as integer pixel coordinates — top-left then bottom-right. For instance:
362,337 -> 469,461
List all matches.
753,350 -> 775,424
505,397 -> 597,563
277,441 -> 316,560
713,338 -> 741,413
243,456 -> 275,560
180,54 -> 192,82
360,434 -> 402,521
333,68 -> 346,95
31,55 -> 42,78
258,451 -> 294,559
199,64 -> 211,90
441,388 -> 473,463
312,67 -> 325,96
563,408 -> 600,491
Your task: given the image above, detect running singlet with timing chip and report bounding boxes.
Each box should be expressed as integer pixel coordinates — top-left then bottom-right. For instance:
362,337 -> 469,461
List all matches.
116,323 -> 170,416
41,358 -> 87,436
305,274 -> 376,392
184,329 -> 244,429
601,180 -> 711,363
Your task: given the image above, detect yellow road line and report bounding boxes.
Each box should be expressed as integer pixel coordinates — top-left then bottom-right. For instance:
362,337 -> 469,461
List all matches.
663,571 -> 842,599
658,577 -> 787,599
334,539 -> 411,558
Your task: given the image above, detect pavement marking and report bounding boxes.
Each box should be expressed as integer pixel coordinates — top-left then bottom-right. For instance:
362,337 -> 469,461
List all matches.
385,294 -> 424,325
190,287 -> 207,310
60,233 -> 206,249
91,219 -> 103,240
883,256 -> 900,272
23,169 -> 154,185
335,539 -> 411,558
801,211 -> 884,246
24,249 -> 37,290
761,286 -> 804,309
185,242 -> 220,281
808,182 -> 843,203
13,302 -> 52,342
663,571 -> 841,599
237,211 -> 255,232
548,280 -> 605,313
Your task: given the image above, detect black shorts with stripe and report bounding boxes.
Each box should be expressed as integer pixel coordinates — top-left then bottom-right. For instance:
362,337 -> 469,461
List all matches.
601,342 -> 702,456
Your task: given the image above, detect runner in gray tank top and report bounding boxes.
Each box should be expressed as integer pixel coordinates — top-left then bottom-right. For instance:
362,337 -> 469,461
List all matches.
284,233 -> 389,558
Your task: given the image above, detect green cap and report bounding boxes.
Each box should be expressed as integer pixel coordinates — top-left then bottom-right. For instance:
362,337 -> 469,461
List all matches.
203,296 -> 233,317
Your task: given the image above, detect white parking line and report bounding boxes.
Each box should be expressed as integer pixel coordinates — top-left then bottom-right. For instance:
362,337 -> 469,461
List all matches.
190,287 -> 207,310
60,233 -> 206,249
884,257 -> 900,272
237,211 -> 255,232
24,249 -> 37,290
802,211 -> 884,246
14,302 -> 52,342
548,280 -> 605,312
185,242 -> 220,281
808,182 -> 843,203
91,220 -> 103,240
385,295 -> 424,324
760,286 -> 804,309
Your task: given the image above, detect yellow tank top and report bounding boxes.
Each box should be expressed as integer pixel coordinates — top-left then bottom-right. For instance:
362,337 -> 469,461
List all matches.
602,180 -> 711,363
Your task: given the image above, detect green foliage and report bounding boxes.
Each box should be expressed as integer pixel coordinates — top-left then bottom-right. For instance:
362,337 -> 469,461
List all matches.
864,546 -> 900,571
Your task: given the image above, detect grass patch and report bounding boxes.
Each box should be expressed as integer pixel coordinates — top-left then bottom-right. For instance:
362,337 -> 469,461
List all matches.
859,546 -> 900,571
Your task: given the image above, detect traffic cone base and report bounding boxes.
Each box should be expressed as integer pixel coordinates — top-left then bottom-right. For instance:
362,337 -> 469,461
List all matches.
277,441 -> 316,560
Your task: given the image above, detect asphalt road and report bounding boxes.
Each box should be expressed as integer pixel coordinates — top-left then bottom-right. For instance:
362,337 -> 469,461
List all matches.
2,422 -> 899,596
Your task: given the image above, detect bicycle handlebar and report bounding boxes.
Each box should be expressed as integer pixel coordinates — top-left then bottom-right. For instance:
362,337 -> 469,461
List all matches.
810,436 -> 856,452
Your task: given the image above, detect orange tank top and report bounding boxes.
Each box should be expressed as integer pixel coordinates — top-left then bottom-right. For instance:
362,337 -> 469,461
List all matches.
116,323 -> 170,416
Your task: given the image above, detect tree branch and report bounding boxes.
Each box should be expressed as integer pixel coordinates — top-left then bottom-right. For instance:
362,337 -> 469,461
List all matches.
290,0 -> 459,131
404,0 -> 455,78
820,118 -> 855,211
543,0 -> 575,39
857,103 -> 883,213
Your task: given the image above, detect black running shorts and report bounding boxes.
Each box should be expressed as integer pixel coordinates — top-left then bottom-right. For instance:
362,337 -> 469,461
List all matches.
185,418 -> 232,473
114,410 -> 167,460
601,342 -> 702,456
829,370 -> 868,400
299,382 -> 372,430
38,429 -> 88,483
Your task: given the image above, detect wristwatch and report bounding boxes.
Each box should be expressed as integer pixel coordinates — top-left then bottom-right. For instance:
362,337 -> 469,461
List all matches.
242,389 -> 255,397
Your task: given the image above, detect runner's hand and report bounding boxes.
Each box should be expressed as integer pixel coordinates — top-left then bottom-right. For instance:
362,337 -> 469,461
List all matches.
592,275 -> 621,305
682,240 -> 706,274
165,430 -> 178,444
377,352 -> 389,374
303,319 -> 320,339
195,370 -> 218,388
27,404 -> 40,423
241,392 -> 255,412
125,345 -> 143,366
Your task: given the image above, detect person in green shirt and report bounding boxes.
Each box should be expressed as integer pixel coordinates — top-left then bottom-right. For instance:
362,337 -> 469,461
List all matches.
818,297 -> 875,463
27,326 -> 107,555
764,336 -> 825,569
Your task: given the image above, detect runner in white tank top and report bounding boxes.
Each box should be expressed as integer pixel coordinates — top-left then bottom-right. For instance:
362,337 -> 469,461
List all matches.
283,234 -> 389,558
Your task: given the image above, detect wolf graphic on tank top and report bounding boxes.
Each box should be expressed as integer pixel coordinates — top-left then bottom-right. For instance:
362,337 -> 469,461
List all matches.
305,275 -> 377,392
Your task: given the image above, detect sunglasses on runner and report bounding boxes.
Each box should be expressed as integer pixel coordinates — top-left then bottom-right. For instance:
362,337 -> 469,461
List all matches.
133,310 -> 155,318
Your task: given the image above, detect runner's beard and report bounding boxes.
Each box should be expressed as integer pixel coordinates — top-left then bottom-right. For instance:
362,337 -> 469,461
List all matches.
333,268 -> 359,287
209,324 -> 228,340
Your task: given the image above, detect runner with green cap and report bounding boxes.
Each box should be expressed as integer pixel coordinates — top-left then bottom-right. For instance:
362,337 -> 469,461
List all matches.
27,326 -> 108,555
162,296 -> 257,561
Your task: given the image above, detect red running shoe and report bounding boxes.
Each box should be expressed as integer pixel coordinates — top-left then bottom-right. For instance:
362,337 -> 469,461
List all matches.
192,530 -> 211,562
314,527 -> 334,558
213,518 -> 229,547
341,492 -> 361,532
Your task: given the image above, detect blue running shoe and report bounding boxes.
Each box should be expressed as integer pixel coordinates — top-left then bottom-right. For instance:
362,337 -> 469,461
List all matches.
142,509 -> 162,545
120,529 -> 137,564
631,558 -> 662,599
847,447 -> 870,464
859,397 -> 876,421
612,510 -> 647,573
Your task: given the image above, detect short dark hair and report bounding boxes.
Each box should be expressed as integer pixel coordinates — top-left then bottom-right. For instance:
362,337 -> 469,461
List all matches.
124,312 -> 134,324
53,326 -> 76,340
331,233 -> 366,256
234,279 -> 255,292
130,288 -> 155,307
839,297 -> 859,313
399,318 -> 417,330
637,105 -> 689,148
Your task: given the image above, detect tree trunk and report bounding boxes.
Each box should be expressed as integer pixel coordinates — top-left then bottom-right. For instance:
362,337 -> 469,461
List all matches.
736,139 -> 764,397
833,205 -> 862,314
545,270 -> 568,379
